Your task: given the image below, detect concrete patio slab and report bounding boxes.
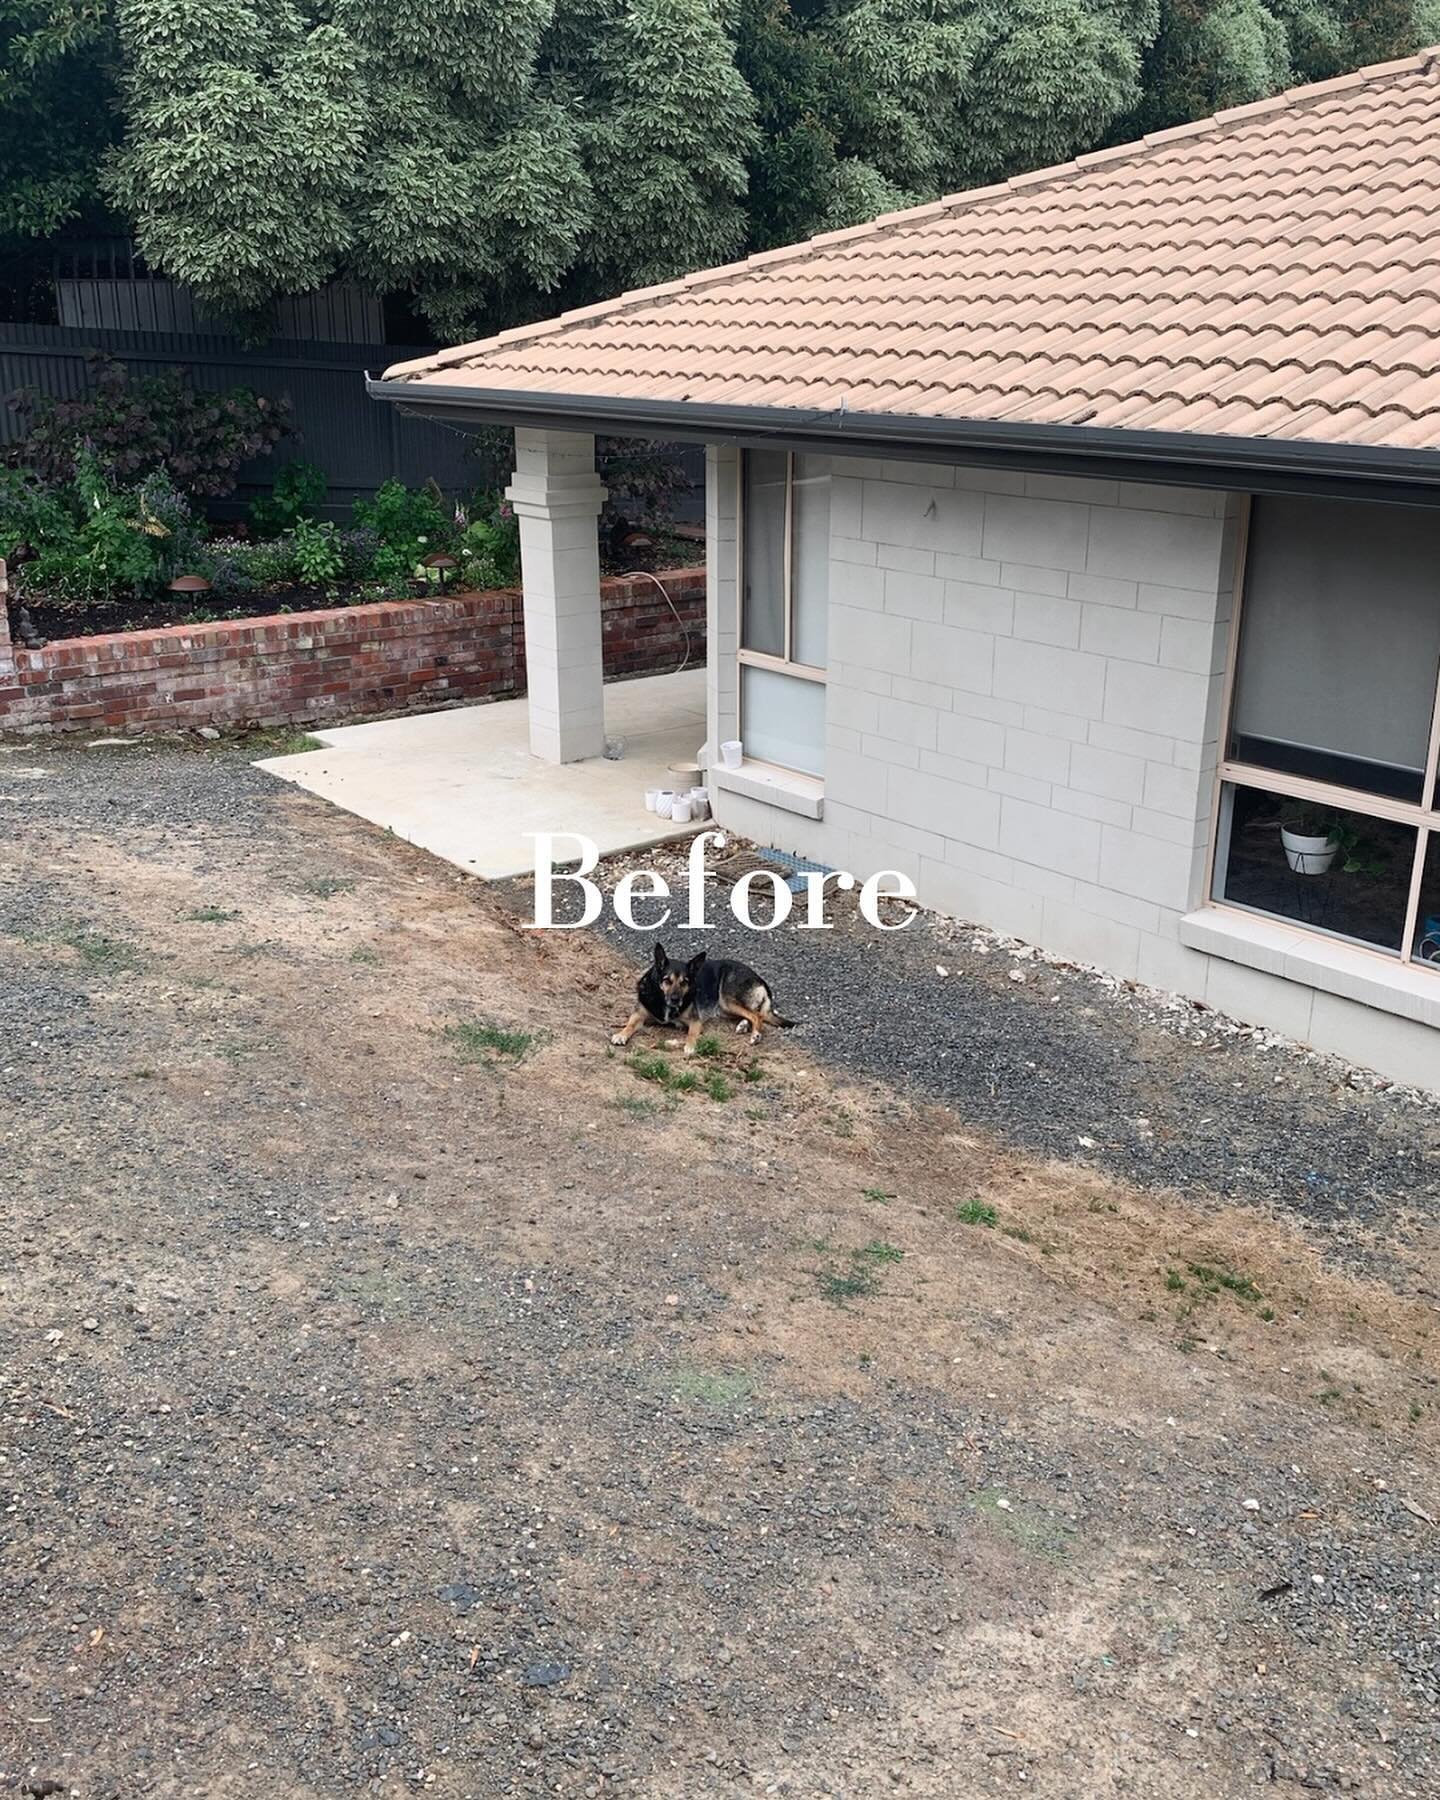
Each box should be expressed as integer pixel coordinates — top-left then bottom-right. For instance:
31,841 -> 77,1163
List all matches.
255,669 -> 707,879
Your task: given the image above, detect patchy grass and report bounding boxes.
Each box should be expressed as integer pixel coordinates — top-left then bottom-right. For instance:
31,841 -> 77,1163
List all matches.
349,946 -> 380,966
862,1186 -> 895,1204
245,728 -> 323,756
665,1364 -> 757,1407
1187,1261 -> 1261,1304
301,875 -> 357,899
955,1198 -> 998,1227
972,1489 -> 1071,1562
693,1034 -> 722,1059
445,1018 -> 539,1063
816,1265 -> 880,1304
815,1240 -> 903,1306
184,906 -> 240,925
628,1050 -> 731,1101
37,923 -> 148,974
628,1050 -> 671,1085
613,1093 -> 664,1119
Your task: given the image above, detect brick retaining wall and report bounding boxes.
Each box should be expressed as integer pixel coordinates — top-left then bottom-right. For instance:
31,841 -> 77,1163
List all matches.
0,566 -> 704,735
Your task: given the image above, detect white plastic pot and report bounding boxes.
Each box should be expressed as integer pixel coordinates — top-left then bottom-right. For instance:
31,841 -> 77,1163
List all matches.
644,789 -> 659,812
719,739 -> 743,770
670,797 -> 693,824
1280,825 -> 1338,875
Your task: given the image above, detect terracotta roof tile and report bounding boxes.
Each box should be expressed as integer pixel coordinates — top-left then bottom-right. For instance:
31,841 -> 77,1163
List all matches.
387,49 -> 1440,452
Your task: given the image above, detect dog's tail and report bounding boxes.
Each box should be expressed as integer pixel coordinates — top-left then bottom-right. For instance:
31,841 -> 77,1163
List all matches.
762,993 -> 799,1029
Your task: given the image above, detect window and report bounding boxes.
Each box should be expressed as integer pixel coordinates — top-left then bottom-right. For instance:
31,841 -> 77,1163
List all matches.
1211,495 -> 1440,970
739,450 -> 828,776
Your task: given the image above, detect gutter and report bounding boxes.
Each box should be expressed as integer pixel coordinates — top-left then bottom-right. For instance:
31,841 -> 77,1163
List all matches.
365,377 -> 1440,508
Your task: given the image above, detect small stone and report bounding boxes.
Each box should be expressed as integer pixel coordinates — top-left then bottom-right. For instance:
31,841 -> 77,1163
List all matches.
197,727 -> 221,741
1242,1498 -> 1261,1512
82,1317 -> 99,1331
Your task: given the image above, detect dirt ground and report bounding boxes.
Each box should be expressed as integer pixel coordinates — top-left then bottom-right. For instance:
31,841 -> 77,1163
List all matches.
2,740 -> 1438,1799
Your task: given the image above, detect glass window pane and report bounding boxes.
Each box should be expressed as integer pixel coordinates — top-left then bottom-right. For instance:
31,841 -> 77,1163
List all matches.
1213,782 -> 1418,954
1229,496 -> 1440,804
1412,835 -> 1440,970
742,450 -> 786,657
740,663 -> 825,776
791,454 -> 829,668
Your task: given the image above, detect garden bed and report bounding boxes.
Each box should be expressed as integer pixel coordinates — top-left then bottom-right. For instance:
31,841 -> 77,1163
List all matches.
9,529 -> 705,646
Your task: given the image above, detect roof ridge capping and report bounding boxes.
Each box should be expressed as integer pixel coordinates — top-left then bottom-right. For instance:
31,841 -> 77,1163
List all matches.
382,43 -> 1440,382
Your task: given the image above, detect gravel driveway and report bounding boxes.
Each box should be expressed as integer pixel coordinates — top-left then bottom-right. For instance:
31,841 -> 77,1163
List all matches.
2,739 -> 1438,1799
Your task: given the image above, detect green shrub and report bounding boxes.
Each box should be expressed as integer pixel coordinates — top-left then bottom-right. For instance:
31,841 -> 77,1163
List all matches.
458,493 -> 521,589
8,354 -> 289,498
7,453 -> 204,603
291,517 -> 344,586
353,478 -> 452,572
249,460 -> 327,536
0,468 -> 78,566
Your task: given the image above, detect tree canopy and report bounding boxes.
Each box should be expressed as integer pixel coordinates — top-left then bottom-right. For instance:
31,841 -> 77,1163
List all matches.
3,0 -> 1437,340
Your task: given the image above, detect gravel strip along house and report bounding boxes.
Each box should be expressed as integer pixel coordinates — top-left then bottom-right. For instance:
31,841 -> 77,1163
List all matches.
371,48 -> 1440,1095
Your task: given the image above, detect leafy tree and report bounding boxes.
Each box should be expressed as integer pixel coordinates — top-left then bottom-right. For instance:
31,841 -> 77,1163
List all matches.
105,0 -> 755,341
1115,1 -> 1436,139
0,2 -> 119,246
736,1 -> 1161,250
105,2 -> 368,326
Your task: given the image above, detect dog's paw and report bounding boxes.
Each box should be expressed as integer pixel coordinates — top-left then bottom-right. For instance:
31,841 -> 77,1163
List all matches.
609,1031 -> 629,1047
666,1037 -> 682,1050
733,1019 -> 751,1035
682,1044 -> 697,1057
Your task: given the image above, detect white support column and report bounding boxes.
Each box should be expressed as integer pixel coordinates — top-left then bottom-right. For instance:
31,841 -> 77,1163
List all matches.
705,444 -> 740,767
505,428 -> 608,763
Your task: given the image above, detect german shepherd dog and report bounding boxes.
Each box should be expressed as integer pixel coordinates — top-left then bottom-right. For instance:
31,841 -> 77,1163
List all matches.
611,943 -> 797,1055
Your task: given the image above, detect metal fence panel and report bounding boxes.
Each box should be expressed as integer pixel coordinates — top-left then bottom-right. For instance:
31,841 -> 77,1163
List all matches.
0,322 -> 477,509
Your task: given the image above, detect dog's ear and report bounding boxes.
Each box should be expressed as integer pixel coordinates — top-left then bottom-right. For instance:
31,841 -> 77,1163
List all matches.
687,950 -> 708,977
652,941 -> 667,969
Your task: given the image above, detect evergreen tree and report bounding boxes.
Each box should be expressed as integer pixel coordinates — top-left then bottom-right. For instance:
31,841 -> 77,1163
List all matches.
0,2 -> 119,247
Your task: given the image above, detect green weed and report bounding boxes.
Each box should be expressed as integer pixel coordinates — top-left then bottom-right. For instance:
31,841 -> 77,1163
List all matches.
862,1187 -> 895,1204
445,1018 -> 538,1062
184,906 -> 240,925
955,1199 -> 997,1227
1187,1262 -> 1261,1304
43,924 -> 147,973
302,875 -> 356,899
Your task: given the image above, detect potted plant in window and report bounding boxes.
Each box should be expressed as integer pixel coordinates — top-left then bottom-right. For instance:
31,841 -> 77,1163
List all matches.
1279,809 -> 1340,875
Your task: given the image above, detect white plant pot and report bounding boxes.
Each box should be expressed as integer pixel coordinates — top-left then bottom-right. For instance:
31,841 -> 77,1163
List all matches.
1281,826 -> 1338,875
719,739 -> 743,770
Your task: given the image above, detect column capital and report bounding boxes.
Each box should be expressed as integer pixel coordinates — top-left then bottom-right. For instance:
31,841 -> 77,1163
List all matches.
505,469 -> 608,521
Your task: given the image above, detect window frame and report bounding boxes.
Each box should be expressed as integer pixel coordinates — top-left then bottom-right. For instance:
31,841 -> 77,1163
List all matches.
736,450 -> 828,777
1206,494 -> 1440,969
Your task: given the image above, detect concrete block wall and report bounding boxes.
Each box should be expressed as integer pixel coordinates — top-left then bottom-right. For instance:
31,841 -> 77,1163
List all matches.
821,458 -> 1238,991
706,448 -> 1440,1091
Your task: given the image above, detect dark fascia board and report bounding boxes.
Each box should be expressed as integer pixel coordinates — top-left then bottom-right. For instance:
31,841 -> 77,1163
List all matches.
365,376 -> 1440,508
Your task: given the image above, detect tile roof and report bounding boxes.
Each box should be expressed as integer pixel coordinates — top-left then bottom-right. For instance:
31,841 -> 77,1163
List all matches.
386,49 -> 1440,453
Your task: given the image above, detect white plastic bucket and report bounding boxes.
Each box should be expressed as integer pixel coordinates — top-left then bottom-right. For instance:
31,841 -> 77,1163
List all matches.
719,739 -> 743,770
670,797 -> 693,824
644,789 -> 659,812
